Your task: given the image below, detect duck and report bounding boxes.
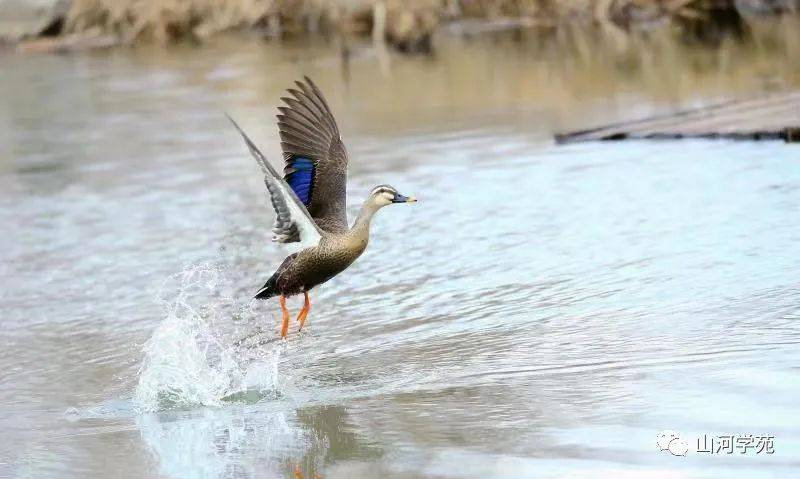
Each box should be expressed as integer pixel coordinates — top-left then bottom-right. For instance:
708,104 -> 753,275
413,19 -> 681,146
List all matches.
227,77 -> 416,338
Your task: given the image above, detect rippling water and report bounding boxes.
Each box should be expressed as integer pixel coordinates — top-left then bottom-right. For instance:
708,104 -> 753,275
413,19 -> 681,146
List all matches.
1,34 -> 799,478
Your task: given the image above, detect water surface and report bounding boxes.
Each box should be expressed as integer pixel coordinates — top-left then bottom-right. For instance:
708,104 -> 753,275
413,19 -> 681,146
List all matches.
1,34 -> 799,478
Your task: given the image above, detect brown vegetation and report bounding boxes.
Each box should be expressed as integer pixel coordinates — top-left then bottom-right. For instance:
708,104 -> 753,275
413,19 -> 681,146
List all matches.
23,0 -> 800,51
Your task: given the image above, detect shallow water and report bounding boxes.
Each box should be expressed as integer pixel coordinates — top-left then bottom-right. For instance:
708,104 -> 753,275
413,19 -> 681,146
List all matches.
1,33 -> 799,478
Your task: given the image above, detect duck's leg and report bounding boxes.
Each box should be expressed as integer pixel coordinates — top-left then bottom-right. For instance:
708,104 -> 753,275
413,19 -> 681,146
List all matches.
279,295 -> 290,338
296,291 -> 311,332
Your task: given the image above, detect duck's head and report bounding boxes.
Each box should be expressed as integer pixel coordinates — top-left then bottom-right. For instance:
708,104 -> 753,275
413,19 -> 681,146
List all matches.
368,184 -> 417,208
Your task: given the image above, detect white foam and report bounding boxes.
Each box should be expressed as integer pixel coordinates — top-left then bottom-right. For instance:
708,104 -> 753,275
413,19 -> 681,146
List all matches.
134,263 -> 282,412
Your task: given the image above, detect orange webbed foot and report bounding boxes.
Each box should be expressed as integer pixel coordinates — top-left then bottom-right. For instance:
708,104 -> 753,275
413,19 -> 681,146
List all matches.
296,291 -> 311,332
279,295 -> 290,338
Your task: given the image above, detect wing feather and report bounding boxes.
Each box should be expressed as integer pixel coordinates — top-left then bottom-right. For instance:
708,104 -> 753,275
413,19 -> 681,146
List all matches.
227,114 -> 323,247
277,77 -> 349,234
296,79 -> 339,135
280,97 -> 324,130
290,86 -> 338,134
276,115 -> 322,140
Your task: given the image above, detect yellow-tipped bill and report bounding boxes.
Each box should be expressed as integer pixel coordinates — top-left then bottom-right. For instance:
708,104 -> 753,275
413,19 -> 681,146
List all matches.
392,193 -> 417,203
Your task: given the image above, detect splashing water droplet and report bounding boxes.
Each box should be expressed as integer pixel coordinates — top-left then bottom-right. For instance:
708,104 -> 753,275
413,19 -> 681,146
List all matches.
63,407 -> 81,422
134,263 -> 283,412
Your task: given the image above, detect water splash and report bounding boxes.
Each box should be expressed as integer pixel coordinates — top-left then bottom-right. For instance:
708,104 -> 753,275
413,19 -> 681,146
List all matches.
134,263 -> 283,412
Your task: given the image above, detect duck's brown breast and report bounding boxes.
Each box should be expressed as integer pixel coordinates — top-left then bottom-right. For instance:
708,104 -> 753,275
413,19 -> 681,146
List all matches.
296,233 -> 368,290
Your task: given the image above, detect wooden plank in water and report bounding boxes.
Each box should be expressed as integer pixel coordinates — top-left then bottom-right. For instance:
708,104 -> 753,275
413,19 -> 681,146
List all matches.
555,92 -> 800,143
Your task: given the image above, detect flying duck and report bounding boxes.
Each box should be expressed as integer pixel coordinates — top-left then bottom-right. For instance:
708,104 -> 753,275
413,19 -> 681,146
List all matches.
228,77 -> 416,338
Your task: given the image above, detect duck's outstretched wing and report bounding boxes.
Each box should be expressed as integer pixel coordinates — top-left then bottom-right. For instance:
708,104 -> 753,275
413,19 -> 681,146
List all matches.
227,115 -> 322,247
278,77 -> 349,234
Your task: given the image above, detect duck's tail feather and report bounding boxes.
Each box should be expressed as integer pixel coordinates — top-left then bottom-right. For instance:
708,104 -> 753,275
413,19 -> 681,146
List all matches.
254,275 -> 278,299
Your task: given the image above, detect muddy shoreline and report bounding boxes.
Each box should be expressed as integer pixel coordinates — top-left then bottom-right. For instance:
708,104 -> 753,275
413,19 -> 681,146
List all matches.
3,0 -> 800,54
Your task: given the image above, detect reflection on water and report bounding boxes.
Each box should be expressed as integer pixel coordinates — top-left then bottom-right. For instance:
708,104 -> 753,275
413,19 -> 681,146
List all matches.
1,32 -> 799,478
137,405 -> 310,478
134,402 -> 383,479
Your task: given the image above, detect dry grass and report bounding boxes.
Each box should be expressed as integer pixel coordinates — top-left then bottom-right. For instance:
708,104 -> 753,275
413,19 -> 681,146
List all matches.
60,0 -> 800,46
64,0 -> 320,43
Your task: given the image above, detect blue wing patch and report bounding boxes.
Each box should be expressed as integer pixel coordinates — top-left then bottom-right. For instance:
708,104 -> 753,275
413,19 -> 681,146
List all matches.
285,156 -> 314,205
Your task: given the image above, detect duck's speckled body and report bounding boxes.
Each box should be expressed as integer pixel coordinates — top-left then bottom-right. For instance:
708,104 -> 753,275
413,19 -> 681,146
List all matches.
260,225 -> 370,298
228,77 -> 416,338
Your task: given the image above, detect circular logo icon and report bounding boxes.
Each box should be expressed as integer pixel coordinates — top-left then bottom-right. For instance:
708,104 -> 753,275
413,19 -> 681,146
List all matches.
656,430 -> 688,456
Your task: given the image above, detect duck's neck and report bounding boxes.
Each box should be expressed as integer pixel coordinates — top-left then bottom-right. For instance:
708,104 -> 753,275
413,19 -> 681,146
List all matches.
350,201 -> 381,236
